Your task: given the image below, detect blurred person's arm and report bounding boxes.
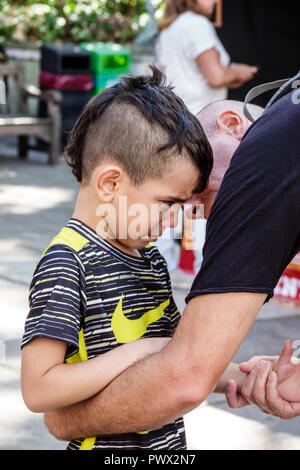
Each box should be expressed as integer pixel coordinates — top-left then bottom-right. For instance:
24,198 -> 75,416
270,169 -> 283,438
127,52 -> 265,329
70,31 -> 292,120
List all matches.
196,48 -> 257,88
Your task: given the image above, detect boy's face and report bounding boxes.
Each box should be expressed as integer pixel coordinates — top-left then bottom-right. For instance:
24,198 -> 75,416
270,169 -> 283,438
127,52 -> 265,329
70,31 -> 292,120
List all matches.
99,158 -> 201,251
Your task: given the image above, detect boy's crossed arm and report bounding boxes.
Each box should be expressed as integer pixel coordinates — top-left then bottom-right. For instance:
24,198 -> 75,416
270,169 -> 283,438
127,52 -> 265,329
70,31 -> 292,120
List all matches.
21,336 -> 170,413
22,332 -> 246,415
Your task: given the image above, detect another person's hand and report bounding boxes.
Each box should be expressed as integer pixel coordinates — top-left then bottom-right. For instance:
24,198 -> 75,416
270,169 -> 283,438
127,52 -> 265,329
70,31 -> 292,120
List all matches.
225,354 -> 277,411
226,341 -> 300,419
229,62 -> 258,86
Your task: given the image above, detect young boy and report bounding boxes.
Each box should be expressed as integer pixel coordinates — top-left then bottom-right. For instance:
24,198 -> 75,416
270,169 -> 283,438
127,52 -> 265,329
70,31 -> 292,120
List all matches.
21,67 -> 244,450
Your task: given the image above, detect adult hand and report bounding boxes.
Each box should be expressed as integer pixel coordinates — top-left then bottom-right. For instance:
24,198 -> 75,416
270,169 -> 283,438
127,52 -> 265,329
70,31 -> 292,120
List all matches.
226,341 -> 300,419
229,62 -> 258,85
225,354 -> 277,411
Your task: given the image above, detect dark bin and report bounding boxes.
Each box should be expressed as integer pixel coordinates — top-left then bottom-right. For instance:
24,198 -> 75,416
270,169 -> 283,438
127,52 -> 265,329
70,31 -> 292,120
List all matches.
41,43 -> 91,75
38,89 -> 91,146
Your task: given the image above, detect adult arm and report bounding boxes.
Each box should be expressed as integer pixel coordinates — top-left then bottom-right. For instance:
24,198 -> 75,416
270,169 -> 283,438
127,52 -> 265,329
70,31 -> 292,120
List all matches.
186,14 -> 257,88
44,291 -> 265,441
196,48 -> 257,88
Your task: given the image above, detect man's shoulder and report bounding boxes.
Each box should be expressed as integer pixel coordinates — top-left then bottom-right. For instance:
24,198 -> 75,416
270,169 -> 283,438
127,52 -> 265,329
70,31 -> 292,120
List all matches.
240,88 -> 300,160
252,89 -> 300,133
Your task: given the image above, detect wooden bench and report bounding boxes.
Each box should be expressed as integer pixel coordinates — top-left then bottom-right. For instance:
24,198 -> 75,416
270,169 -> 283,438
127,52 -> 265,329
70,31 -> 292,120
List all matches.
0,62 -> 62,164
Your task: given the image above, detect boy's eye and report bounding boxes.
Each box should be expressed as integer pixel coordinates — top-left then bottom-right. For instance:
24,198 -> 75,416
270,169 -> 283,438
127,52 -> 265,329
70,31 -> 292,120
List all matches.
164,201 -> 174,207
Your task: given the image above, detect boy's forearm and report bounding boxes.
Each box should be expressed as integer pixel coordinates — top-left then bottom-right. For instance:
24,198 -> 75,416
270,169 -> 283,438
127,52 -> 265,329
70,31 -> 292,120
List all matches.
23,339 -> 157,413
24,351 -> 128,412
44,346 -> 198,441
213,362 -> 246,394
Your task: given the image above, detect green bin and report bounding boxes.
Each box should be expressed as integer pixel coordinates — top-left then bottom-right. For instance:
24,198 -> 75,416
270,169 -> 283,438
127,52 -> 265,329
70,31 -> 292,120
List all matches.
80,42 -> 131,94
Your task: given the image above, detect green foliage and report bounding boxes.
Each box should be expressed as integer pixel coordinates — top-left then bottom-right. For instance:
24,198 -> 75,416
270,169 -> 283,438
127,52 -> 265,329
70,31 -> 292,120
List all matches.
0,0 -> 163,45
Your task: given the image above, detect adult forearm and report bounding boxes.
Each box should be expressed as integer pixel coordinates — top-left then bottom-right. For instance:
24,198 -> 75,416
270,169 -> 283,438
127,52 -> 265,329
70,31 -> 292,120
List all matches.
44,345 -> 202,441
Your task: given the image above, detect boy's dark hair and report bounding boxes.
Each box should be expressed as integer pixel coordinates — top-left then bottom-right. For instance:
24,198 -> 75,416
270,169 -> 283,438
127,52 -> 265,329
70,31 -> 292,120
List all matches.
65,66 -> 213,193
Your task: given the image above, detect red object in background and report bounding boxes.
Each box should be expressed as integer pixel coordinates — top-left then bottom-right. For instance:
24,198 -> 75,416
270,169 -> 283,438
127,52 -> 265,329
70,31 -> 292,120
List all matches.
178,247 -> 195,275
274,253 -> 300,308
39,71 -> 93,91
274,268 -> 300,301
178,247 -> 300,309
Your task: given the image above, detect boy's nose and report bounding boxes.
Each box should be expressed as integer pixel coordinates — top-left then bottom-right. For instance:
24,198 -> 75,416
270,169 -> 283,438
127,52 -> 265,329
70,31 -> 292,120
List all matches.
164,210 -> 180,229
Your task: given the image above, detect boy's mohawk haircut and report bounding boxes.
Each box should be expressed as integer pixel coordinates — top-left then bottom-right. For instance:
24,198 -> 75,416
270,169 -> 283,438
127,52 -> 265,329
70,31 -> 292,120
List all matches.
65,66 -> 213,193
122,65 -> 168,89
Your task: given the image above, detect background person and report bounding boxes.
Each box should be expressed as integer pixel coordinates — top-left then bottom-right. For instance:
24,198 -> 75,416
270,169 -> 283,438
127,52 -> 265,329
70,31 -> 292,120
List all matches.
154,0 -> 258,278
155,0 -> 258,115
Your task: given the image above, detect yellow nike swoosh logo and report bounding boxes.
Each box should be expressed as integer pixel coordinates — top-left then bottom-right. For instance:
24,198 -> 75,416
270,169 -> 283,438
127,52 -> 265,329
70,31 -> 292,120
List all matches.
111,294 -> 170,343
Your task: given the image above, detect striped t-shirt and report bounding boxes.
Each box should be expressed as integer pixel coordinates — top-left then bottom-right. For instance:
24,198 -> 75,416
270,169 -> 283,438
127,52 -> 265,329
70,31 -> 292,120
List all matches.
22,218 -> 186,450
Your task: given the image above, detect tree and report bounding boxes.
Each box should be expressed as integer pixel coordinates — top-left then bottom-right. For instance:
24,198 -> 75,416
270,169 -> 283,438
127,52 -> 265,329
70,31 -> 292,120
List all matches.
0,0 -> 163,45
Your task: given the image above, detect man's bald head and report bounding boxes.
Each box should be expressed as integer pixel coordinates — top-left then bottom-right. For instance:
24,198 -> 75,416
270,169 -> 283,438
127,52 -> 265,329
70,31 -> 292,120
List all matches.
193,100 -> 264,218
197,100 -> 263,139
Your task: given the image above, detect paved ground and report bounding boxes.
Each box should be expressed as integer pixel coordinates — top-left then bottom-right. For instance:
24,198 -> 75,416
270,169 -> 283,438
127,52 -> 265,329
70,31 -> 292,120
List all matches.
1,139 -> 300,450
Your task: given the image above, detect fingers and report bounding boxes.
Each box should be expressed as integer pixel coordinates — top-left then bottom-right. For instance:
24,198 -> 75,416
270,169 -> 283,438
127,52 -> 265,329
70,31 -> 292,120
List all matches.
226,380 -> 249,409
225,380 -> 238,408
241,360 -> 274,413
264,371 -> 300,420
239,356 -> 278,374
240,340 -> 293,375
240,353 -> 300,420
264,371 -> 290,418
276,340 -> 293,370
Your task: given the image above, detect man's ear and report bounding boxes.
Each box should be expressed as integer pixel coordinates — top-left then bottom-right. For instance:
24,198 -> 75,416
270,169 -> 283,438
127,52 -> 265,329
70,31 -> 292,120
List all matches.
94,165 -> 124,202
216,110 -> 248,141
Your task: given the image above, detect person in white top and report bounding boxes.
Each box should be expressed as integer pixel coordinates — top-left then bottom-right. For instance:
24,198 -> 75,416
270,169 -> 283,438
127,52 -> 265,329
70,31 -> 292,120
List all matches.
155,0 -> 258,115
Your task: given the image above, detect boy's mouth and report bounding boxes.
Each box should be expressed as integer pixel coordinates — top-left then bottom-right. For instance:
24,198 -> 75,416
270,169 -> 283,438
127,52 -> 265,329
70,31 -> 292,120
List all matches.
148,229 -> 163,241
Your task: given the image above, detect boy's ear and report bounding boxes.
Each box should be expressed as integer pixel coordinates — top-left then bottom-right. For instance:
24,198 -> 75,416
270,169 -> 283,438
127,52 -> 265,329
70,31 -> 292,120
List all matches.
216,110 -> 248,141
94,165 -> 124,202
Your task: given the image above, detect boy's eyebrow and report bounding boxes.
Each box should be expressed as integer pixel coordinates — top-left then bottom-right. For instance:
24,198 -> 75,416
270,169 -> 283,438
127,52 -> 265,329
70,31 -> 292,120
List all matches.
160,196 -> 191,203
